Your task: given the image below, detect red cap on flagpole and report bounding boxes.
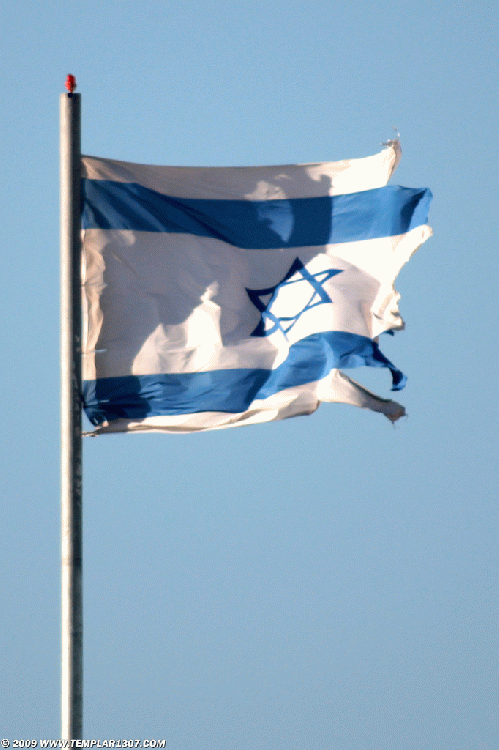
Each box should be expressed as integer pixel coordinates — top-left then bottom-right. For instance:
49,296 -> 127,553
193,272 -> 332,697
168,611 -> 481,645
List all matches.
65,75 -> 77,93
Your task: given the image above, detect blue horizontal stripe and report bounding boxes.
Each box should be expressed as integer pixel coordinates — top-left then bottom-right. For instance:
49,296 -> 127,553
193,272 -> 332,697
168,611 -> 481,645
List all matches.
83,331 -> 405,426
82,180 -> 432,249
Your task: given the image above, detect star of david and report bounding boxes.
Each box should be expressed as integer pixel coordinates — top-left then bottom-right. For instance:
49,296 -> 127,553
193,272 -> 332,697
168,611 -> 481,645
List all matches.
246,257 -> 343,338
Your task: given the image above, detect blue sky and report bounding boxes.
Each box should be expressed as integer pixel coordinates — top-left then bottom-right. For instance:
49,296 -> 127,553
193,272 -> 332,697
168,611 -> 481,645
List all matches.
2,1 -> 498,747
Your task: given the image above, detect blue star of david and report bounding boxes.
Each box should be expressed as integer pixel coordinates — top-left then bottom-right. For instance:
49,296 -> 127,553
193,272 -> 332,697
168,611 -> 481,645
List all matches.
246,257 -> 343,337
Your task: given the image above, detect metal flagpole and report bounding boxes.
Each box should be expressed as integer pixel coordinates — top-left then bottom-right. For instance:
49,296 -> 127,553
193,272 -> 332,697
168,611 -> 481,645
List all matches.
60,75 -> 83,739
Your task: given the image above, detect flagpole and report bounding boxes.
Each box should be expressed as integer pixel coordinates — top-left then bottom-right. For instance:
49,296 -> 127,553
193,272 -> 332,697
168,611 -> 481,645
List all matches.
60,76 -> 83,739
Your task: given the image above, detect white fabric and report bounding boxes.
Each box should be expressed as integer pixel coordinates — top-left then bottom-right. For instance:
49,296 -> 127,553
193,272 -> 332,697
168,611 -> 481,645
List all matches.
81,142 -> 431,434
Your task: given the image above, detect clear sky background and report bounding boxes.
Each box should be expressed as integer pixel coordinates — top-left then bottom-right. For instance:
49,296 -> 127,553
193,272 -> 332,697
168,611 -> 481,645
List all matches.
2,1 -> 498,747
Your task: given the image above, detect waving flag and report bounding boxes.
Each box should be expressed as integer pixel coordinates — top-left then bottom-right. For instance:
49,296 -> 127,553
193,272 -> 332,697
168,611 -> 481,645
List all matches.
81,141 -> 432,434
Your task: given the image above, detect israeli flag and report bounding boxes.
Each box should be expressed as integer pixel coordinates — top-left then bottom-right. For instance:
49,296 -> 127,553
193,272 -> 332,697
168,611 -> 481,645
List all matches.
81,141 -> 432,434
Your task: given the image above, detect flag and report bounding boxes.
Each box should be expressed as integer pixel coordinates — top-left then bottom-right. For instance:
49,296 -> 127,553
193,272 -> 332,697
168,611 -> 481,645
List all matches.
81,141 -> 432,434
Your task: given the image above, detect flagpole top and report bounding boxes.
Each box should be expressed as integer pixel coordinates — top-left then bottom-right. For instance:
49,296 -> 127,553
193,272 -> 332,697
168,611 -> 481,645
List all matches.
65,75 -> 77,94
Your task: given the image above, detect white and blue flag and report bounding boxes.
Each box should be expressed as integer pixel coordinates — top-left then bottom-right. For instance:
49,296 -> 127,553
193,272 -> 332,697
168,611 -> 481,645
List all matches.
81,141 -> 432,434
